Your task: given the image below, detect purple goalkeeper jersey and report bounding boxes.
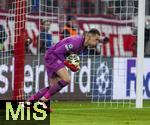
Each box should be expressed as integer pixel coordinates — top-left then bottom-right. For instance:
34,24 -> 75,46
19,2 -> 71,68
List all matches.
45,35 -> 85,61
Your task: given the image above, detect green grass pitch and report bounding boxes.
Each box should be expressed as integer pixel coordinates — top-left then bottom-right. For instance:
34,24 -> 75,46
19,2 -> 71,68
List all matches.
50,101 -> 150,125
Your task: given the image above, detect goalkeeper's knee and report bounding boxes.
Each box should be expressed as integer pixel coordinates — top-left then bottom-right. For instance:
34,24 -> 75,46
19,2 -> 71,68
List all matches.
60,78 -> 71,85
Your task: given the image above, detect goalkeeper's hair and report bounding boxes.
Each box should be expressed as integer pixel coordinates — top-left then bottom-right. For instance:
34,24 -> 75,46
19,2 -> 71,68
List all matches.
88,28 -> 100,36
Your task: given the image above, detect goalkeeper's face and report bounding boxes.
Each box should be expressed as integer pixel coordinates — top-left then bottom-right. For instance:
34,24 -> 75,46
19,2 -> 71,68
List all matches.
86,34 -> 100,47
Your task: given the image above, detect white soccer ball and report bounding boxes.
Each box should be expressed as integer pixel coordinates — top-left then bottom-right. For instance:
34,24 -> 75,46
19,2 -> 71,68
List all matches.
66,54 -> 80,68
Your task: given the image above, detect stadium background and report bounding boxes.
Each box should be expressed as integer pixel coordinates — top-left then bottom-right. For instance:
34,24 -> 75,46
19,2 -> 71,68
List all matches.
0,1 -> 150,125
0,0 -> 150,100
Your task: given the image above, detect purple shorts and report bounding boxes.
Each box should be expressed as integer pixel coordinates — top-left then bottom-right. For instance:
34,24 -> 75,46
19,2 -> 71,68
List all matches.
45,53 -> 65,78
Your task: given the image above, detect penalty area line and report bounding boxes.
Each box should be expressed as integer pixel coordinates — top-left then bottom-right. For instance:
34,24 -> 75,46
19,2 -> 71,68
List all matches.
53,108 -> 105,111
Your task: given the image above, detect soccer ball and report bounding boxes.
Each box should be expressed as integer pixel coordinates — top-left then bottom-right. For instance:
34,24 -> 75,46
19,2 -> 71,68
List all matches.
66,54 -> 80,68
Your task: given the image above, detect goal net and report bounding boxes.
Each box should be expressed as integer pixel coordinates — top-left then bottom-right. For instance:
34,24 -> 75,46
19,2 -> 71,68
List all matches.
82,0 -> 149,108
0,0 -> 26,100
0,0 -> 66,100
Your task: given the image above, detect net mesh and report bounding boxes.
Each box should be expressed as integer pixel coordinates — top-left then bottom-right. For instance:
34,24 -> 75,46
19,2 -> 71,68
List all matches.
84,0 -> 138,108
0,0 -> 26,100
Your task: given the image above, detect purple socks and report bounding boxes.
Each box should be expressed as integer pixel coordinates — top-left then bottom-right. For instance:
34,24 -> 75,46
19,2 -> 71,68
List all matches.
44,80 -> 69,100
29,87 -> 49,101
28,80 -> 69,101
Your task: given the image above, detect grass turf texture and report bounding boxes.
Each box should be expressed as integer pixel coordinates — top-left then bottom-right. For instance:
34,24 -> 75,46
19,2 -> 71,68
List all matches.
50,101 -> 150,125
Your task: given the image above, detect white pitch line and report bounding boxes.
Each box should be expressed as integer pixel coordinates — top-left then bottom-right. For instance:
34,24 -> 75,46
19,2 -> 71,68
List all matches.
53,108 -> 103,111
52,107 -> 150,111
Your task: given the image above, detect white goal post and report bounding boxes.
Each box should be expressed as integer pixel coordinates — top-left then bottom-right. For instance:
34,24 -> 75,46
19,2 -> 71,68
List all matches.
136,0 -> 146,108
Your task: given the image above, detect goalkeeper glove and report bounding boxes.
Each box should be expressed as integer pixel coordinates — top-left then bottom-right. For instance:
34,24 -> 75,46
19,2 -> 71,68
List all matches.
64,60 -> 80,72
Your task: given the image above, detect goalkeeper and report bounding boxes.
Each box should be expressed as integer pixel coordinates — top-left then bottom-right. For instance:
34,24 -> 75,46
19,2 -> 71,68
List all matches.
28,28 -> 107,111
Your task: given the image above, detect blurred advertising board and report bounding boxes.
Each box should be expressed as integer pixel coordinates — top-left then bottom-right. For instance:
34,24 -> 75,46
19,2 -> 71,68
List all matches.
113,58 -> 150,99
0,55 -> 113,100
1,55 -> 150,100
